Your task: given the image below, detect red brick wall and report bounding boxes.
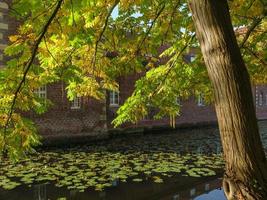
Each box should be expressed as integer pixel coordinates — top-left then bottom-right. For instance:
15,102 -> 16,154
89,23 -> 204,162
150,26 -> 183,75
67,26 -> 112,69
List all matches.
107,74 -> 267,129
254,85 -> 267,119
3,1 -> 267,135
107,73 -> 217,129
24,83 -> 107,135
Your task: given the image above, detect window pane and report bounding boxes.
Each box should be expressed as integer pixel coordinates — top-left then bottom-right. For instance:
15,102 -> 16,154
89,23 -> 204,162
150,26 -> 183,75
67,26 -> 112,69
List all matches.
35,86 -> 47,99
110,91 -> 119,106
71,97 -> 81,109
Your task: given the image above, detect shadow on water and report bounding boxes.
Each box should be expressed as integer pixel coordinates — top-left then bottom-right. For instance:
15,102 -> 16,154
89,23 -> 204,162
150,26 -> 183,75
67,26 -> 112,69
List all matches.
1,121 -> 267,200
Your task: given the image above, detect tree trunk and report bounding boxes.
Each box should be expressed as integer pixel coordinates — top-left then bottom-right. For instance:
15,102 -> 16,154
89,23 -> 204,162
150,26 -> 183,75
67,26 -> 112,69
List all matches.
189,0 -> 267,199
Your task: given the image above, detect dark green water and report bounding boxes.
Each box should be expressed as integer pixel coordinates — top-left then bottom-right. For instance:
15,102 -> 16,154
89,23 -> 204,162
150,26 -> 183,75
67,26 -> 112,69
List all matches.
1,121 -> 267,200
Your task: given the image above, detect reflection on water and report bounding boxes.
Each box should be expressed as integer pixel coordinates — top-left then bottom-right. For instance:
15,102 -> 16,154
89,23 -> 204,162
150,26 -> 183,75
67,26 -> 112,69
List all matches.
34,184 -> 47,200
194,189 -> 226,200
1,177 -> 226,200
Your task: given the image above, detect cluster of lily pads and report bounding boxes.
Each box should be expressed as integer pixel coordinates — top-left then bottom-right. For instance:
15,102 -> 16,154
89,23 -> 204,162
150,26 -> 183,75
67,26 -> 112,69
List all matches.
0,131 -> 225,193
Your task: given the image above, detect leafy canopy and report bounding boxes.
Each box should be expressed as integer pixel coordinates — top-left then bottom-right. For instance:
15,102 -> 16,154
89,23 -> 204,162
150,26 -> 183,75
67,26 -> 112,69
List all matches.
0,0 -> 266,158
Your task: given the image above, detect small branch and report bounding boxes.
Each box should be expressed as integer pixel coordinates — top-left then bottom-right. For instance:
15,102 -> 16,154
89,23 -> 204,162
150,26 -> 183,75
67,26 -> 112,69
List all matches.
124,3 -> 166,66
246,0 -> 256,11
150,34 -> 196,98
162,1 -> 180,44
32,1 -> 58,21
136,3 -> 166,53
70,0 -> 77,26
244,46 -> 267,67
233,14 -> 255,20
239,10 -> 267,48
58,47 -> 77,77
55,19 -> 64,34
91,0 -> 119,71
3,0 -> 64,138
44,36 -> 59,65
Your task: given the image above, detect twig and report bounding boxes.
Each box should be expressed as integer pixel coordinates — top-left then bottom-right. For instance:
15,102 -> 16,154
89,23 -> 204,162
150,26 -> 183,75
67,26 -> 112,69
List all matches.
70,0 -> 77,26
162,1 -> 180,44
239,10 -> 267,48
44,36 -> 59,64
32,1 -> 58,21
244,46 -> 267,67
124,3 -> 166,66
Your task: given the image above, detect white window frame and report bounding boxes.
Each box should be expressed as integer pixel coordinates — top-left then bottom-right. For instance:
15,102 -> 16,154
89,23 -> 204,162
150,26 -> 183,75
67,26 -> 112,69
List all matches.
110,90 -> 119,107
34,85 -> 47,99
255,86 -> 258,106
71,97 -> 81,109
259,92 -> 263,106
197,93 -> 205,106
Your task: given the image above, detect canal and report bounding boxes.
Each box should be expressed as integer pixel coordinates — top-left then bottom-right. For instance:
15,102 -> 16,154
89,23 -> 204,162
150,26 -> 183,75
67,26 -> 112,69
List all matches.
0,121 -> 267,200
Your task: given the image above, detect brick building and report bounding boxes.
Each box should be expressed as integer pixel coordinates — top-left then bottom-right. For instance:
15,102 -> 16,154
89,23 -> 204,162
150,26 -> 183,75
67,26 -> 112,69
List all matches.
1,2 -> 267,137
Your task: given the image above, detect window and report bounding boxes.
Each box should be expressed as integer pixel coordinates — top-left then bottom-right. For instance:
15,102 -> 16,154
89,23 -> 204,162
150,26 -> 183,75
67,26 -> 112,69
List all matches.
71,97 -> 81,109
205,183 -> 210,191
255,88 -> 258,106
34,85 -> 47,99
190,188 -> 196,197
259,92 -> 263,106
110,91 -> 119,106
197,93 -> 205,106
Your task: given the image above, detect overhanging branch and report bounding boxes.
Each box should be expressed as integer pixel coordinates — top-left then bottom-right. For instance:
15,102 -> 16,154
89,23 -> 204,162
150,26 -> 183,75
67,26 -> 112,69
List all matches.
3,0 -> 64,136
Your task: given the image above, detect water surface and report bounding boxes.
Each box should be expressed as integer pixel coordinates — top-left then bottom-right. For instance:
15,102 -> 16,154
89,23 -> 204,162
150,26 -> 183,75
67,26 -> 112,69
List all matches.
1,121 -> 267,200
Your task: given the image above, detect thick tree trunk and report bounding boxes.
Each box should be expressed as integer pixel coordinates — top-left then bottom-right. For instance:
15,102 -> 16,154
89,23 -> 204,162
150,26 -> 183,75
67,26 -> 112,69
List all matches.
189,0 -> 267,199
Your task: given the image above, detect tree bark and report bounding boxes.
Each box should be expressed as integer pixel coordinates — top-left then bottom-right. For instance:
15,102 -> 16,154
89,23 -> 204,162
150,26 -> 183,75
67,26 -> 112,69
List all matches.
189,0 -> 267,199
